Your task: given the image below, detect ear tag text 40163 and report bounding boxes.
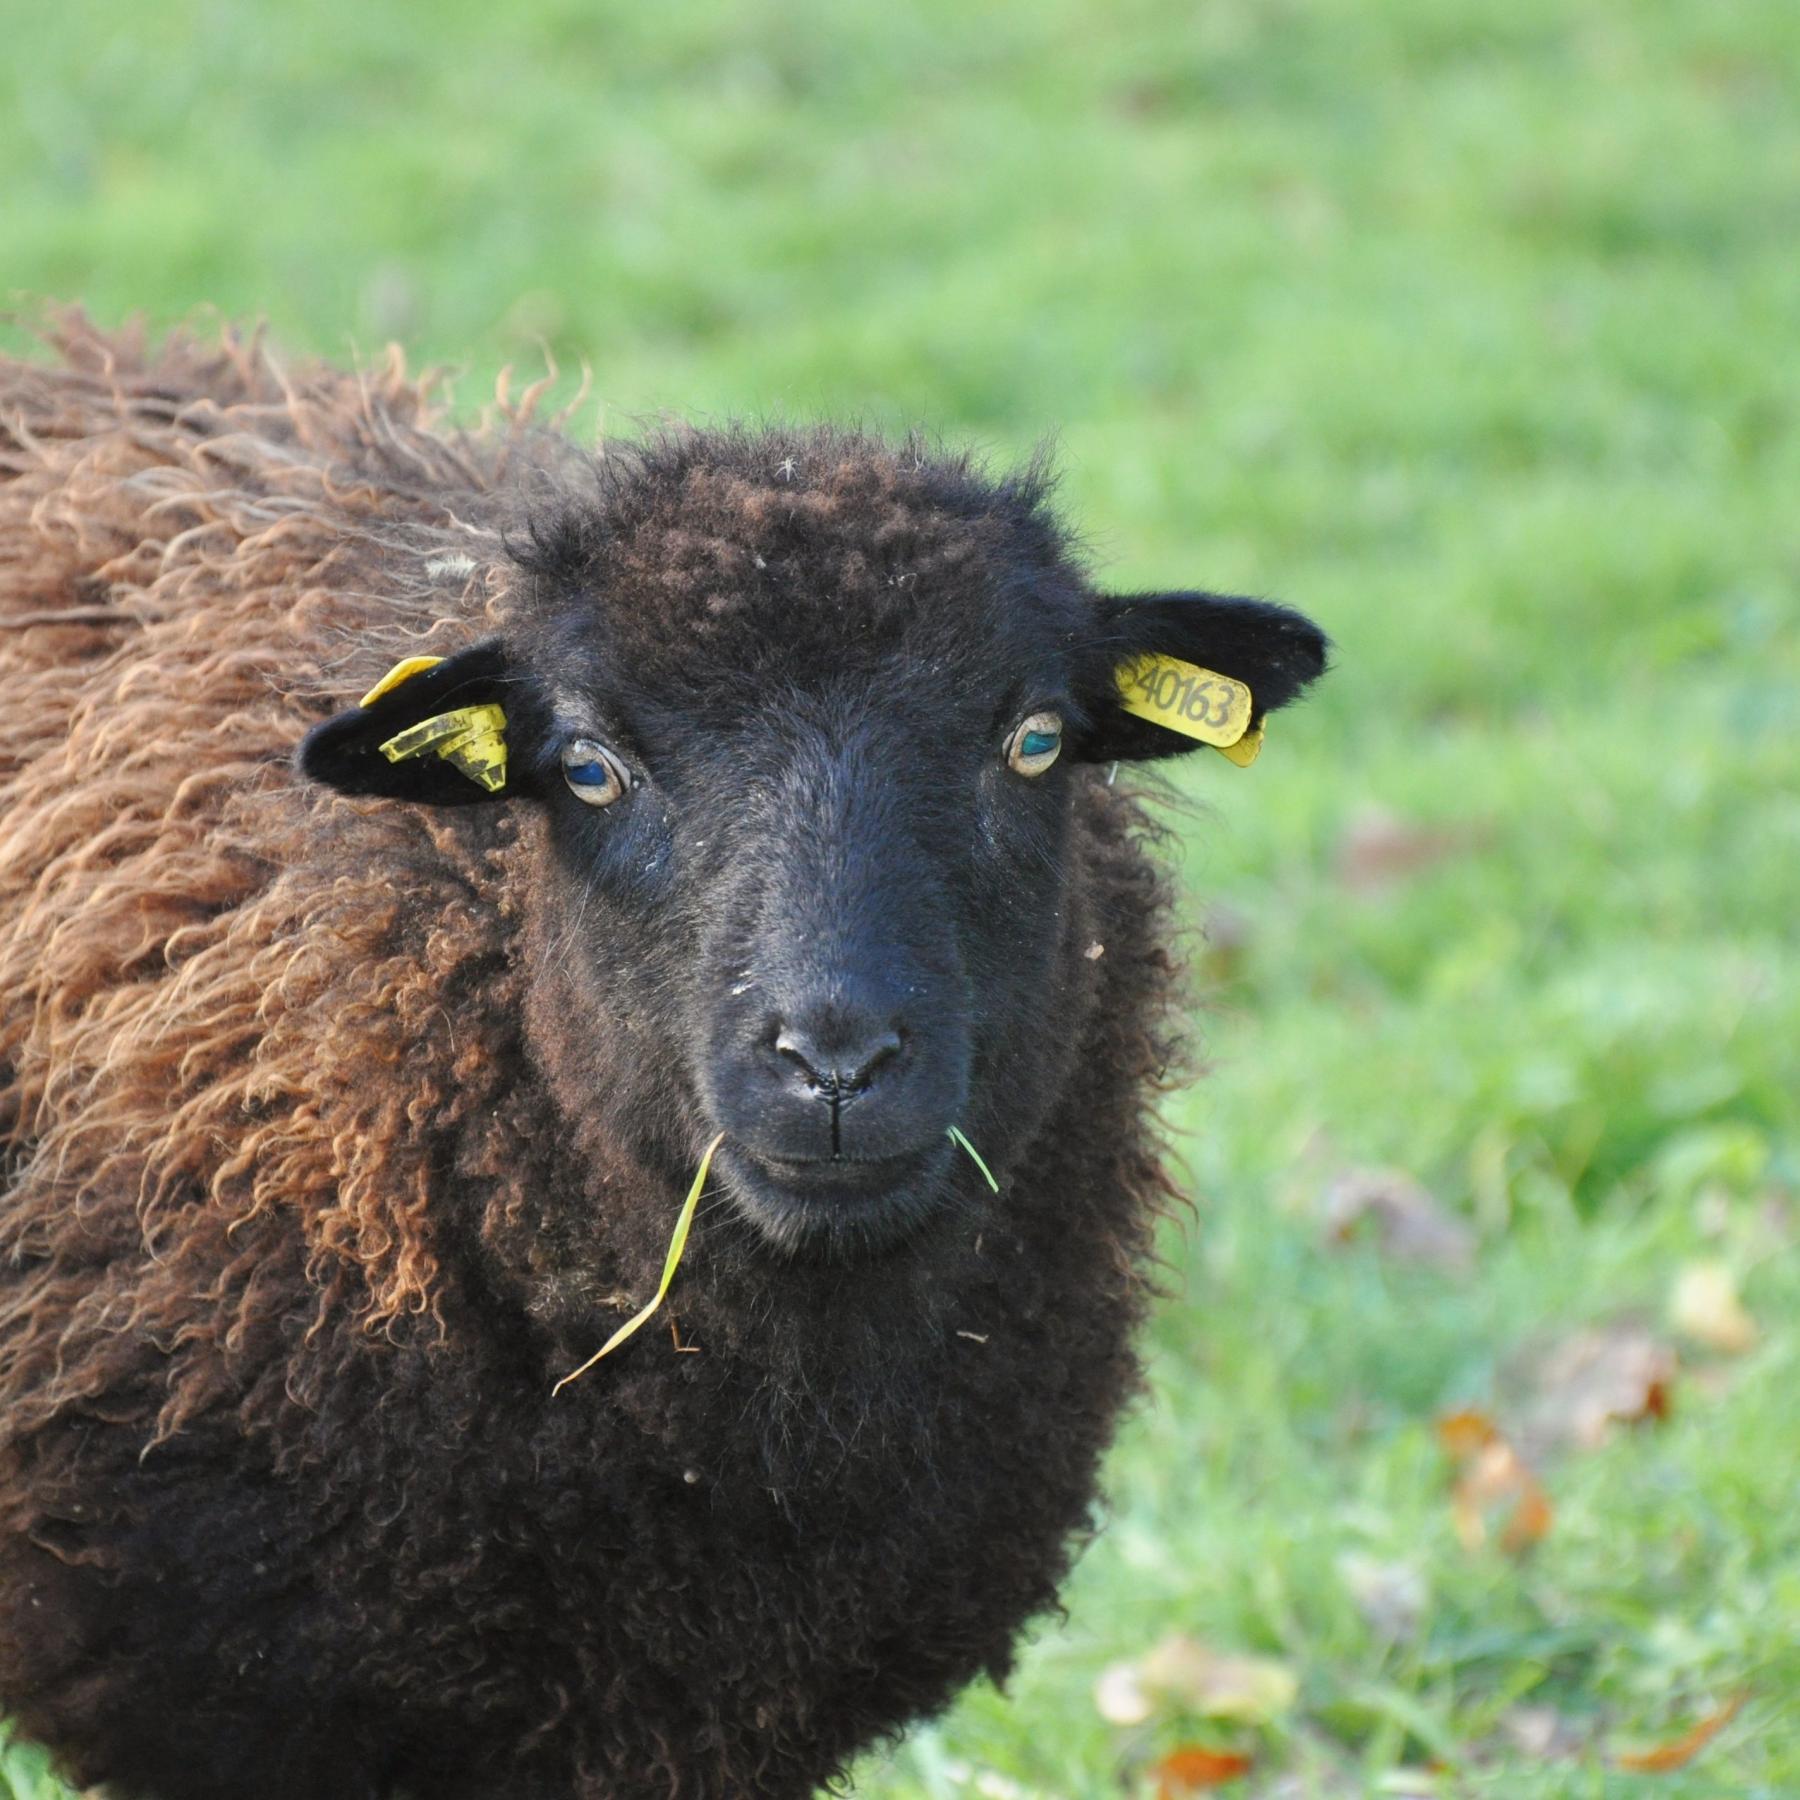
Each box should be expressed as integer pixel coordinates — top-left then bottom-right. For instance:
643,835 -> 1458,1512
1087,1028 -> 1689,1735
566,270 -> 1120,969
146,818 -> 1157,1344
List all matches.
360,654 -> 510,794
1115,653 -> 1261,764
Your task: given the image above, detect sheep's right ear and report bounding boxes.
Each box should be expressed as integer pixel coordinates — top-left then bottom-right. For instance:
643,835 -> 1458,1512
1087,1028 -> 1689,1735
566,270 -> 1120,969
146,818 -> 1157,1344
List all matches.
1074,591 -> 1329,767
299,640 -> 517,807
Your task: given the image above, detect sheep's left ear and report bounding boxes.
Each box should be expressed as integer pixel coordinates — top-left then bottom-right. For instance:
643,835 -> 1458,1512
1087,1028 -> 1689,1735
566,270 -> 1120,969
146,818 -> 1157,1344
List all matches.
1073,591 -> 1329,766
299,640 -> 517,806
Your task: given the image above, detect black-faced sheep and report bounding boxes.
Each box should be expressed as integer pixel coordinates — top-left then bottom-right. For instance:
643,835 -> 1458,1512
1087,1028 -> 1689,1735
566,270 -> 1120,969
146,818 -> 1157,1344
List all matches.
0,316 -> 1327,1800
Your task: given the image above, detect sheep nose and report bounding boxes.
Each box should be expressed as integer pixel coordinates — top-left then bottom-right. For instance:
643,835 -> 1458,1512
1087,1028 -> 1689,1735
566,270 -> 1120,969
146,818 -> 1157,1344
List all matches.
773,1021 -> 903,1097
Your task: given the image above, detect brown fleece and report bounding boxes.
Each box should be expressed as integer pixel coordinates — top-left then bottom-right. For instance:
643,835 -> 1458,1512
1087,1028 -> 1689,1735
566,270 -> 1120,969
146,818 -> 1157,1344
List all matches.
0,316 -> 1186,1800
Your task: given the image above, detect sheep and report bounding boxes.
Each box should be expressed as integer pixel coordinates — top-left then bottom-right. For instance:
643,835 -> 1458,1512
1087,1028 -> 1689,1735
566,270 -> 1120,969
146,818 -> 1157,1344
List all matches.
0,314 -> 1327,1800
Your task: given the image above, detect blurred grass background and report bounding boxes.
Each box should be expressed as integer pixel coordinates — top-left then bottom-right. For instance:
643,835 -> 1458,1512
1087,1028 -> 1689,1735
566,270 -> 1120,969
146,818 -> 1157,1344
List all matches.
3,0 -> 1796,1794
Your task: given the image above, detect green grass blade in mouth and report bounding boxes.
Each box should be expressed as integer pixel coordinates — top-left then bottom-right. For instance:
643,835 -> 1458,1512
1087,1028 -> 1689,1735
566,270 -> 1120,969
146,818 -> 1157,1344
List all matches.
946,1125 -> 999,1193
552,1131 -> 726,1395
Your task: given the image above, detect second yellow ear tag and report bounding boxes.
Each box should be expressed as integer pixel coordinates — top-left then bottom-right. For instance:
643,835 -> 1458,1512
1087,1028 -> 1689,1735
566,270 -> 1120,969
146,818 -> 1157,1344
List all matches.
1115,653 -> 1257,762
1215,722 -> 1264,767
379,705 -> 509,793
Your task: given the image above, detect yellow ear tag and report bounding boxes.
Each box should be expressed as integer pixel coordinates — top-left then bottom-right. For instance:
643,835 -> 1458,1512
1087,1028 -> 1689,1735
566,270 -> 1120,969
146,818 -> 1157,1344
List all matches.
1217,722 -> 1264,767
1115,653 -> 1260,765
360,655 -> 446,708
379,704 -> 509,793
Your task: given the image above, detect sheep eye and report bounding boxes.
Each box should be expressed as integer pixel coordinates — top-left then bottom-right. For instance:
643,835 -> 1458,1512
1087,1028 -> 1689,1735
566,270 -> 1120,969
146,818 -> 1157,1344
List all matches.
561,738 -> 631,807
1004,711 -> 1064,777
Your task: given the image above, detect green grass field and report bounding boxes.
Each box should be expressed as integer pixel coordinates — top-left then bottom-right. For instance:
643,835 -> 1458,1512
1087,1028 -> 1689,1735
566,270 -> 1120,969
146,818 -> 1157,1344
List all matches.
3,0 -> 1796,1794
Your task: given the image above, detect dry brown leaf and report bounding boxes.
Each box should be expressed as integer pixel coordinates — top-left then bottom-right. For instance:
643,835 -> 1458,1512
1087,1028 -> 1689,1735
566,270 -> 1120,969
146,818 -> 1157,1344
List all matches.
1496,1477 -> 1555,1554
1435,1408 -> 1500,1458
1321,1168 -> 1477,1274
1439,1421 -> 1554,1553
1512,1321 -> 1677,1454
1154,1745 -> 1255,1794
1139,1635 -> 1299,1723
1670,1262 -> 1758,1355
1614,1694 -> 1745,1772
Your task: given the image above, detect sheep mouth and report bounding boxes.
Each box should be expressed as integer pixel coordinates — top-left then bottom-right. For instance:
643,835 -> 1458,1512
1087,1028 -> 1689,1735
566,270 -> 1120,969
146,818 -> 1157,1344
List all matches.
714,1138 -> 954,1258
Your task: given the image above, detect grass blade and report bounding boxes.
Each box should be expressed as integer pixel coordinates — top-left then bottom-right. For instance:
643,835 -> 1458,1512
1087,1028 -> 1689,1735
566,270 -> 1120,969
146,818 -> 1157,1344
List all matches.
947,1125 -> 1000,1193
552,1131 -> 725,1394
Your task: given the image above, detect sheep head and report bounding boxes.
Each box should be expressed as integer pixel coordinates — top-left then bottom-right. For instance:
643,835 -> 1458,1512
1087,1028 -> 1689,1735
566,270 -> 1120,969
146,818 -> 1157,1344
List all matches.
301,430 -> 1326,1268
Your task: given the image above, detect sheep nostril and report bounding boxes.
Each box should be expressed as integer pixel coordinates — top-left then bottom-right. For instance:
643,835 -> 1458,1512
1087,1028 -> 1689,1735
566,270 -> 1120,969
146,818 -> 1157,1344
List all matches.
774,1025 -> 903,1096
842,1030 -> 903,1092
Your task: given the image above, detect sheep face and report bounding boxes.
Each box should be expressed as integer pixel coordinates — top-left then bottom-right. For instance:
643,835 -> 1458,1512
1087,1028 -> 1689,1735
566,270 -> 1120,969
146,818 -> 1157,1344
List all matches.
302,434 -> 1327,1271
511,593 -> 1090,1265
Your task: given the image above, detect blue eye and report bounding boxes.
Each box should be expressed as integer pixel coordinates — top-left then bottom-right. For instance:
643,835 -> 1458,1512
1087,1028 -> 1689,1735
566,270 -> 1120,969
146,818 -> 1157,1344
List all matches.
561,738 -> 631,807
1005,711 -> 1064,776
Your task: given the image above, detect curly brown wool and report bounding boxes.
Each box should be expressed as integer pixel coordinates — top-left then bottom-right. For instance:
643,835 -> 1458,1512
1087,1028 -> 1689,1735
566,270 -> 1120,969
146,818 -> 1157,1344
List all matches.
0,314 -> 1324,1800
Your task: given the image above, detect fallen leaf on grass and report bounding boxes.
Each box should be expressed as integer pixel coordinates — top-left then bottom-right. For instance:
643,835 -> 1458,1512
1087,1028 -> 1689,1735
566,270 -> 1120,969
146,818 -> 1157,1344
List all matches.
1614,1694 -> 1745,1772
1669,1262 -> 1758,1355
1436,1412 -> 1553,1553
1321,1168 -> 1476,1274
1435,1408 -> 1499,1457
1154,1745 -> 1254,1794
1095,1659 -> 1156,1726
1512,1320 -> 1677,1455
1457,1444 -> 1554,1553
1139,1635 -> 1300,1723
